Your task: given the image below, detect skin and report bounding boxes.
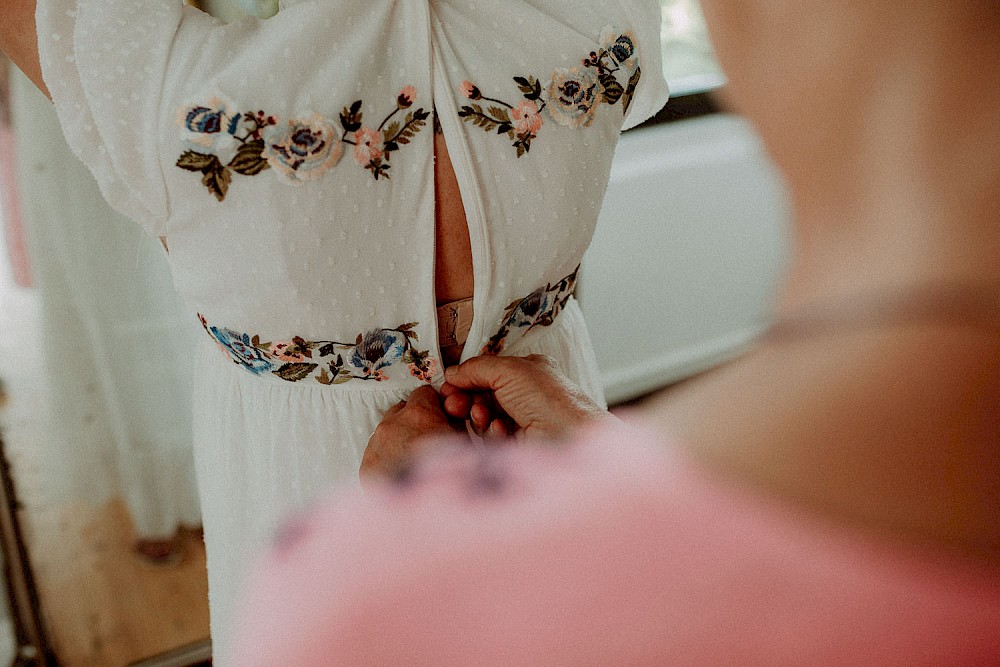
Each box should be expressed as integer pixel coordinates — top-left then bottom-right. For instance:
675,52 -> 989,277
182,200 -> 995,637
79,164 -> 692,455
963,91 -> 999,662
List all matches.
0,0 -> 475,348
0,0 -> 474,304
642,0 -> 1000,561
359,385 -> 463,482
363,354 -> 611,480
0,0 -> 46,97
1,0 -> 477,473
371,0 -> 1000,562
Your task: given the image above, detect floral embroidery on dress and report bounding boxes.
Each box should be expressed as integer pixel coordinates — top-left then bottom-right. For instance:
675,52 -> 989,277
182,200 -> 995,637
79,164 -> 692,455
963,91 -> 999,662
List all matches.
199,315 -> 438,384
176,87 -> 429,200
458,27 -> 641,157
481,265 -> 580,355
339,87 -> 431,181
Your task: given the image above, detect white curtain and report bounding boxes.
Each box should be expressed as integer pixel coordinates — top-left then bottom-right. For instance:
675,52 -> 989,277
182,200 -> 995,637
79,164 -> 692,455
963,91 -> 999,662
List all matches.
9,71 -> 201,539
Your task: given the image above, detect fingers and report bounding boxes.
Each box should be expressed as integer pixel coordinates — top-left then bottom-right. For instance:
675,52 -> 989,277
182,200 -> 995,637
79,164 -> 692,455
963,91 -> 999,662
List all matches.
405,384 -> 443,411
442,391 -> 472,420
444,354 -> 608,440
469,394 -> 494,433
442,355 -> 525,392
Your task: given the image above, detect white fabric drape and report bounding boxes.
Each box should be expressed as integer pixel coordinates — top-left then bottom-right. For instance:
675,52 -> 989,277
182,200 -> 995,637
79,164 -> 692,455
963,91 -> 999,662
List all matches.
9,71 -> 201,539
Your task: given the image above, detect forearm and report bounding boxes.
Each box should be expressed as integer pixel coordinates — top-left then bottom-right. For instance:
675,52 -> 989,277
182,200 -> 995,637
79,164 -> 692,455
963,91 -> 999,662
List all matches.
0,0 -> 47,98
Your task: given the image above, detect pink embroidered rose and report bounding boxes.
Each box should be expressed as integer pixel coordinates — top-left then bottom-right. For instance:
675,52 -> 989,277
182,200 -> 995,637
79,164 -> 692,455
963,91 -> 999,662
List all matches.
546,67 -> 602,128
397,85 -> 417,109
353,126 -> 384,166
271,340 -> 309,363
511,100 -> 544,136
263,113 -> 342,185
177,96 -> 245,164
460,80 -> 482,100
408,356 -> 438,384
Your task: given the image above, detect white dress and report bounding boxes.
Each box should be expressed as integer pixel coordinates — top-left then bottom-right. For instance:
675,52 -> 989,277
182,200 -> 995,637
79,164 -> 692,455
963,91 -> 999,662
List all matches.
36,0 -> 669,660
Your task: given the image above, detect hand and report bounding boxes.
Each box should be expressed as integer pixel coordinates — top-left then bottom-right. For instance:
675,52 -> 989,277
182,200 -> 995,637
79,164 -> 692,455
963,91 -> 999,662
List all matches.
441,355 -> 614,441
438,384 -> 518,439
361,386 -> 464,481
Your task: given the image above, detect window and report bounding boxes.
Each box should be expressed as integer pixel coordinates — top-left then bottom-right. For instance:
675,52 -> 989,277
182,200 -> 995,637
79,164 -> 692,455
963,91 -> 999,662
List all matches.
635,0 -> 724,126
659,0 -> 724,95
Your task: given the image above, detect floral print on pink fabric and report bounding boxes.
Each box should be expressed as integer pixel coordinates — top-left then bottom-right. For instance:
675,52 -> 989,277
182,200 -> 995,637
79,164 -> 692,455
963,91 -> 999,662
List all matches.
176,87 -> 429,199
458,27 -> 642,156
199,315 -> 437,385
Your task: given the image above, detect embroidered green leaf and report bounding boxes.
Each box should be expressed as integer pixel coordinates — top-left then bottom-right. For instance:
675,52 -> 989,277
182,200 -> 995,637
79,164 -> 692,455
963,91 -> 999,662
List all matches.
622,66 -> 642,116
317,367 -> 332,385
504,298 -> 523,314
459,104 -> 501,132
294,336 -> 315,359
201,163 -> 232,202
514,76 -> 542,101
383,122 -> 400,143
489,106 -> 512,123
367,158 -> 391,181
274,363 -> 319,382
331,374 -> 354,385
387,110 -> 428,147
600,73 -> 625,106
229,140 -> 270,176
176,151 -> 218,172
340,100 -> 363,133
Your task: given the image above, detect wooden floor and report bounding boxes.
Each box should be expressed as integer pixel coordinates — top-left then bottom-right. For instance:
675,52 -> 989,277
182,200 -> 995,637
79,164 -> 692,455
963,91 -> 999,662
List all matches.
18,496 -> 210,666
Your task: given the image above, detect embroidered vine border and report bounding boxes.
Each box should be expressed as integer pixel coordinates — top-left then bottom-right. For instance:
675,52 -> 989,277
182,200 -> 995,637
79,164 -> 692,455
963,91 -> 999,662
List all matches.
458,28 -> 641,157
199,315 -> 437,385
176,88 -> 430,201
175,26 -> 640,198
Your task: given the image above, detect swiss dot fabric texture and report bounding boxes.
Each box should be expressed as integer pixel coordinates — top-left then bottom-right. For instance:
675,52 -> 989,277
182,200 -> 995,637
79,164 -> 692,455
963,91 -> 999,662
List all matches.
35,0 -> 669,660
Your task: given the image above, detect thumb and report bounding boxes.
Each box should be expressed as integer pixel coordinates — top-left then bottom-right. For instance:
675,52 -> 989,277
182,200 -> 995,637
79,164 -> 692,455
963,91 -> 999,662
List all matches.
443,355 -> 526,393
445,356 -> 570,434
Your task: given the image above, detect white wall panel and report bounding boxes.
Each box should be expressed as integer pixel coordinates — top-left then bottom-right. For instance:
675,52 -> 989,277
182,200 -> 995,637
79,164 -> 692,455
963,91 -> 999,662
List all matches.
579,114 -> 791,404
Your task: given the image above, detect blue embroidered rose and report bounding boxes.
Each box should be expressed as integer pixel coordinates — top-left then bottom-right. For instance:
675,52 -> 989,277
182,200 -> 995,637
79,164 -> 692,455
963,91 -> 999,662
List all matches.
349,329 -> 408,380
177,96 -> 244,164
601,29 -> 639,73
263,113 -> 343,185
508,289 -> 551,329
208,326 -> 276,375
546,67 -> 602,128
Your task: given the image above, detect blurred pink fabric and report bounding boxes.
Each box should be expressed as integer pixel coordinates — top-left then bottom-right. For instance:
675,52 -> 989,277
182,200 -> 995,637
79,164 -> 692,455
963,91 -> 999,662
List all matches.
1,125 -> 32,287
232,421 -> 1000,665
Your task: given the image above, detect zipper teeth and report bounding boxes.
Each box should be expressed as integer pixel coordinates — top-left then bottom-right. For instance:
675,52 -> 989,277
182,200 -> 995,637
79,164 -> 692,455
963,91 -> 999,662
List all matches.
428,28 -> 492,361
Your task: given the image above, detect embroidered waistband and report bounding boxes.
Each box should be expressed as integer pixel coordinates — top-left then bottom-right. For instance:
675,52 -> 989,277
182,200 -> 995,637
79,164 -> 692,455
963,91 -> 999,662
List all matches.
198,316 -> 437,386
198,265 -> 579,385
482,265 -> 579,356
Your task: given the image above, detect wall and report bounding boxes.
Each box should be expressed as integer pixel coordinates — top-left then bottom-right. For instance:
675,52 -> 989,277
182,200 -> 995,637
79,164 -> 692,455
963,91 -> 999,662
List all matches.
579,113 -> 791,405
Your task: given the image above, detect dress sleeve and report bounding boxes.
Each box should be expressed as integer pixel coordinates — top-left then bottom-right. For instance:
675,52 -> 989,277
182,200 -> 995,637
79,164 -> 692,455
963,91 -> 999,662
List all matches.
618,0 -> 670,130
35,0 -> 216,237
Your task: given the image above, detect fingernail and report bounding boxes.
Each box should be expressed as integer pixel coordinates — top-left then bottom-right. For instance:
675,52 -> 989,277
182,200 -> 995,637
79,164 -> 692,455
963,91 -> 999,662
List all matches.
445,366 -> 457,379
